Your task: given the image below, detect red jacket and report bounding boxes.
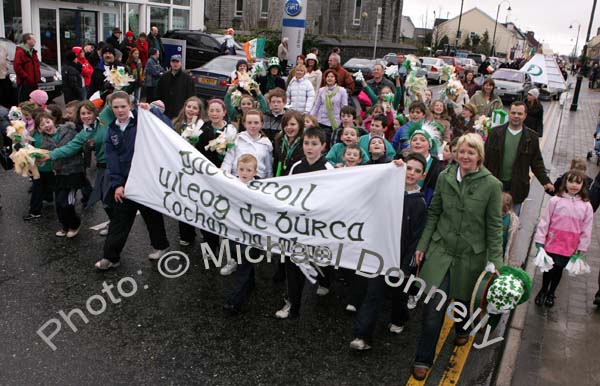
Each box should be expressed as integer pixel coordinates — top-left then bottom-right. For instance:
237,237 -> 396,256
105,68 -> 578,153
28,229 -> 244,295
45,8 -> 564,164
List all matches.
136,39 -> 149,67
76,56 -> 93,87
13,46 -> 41,87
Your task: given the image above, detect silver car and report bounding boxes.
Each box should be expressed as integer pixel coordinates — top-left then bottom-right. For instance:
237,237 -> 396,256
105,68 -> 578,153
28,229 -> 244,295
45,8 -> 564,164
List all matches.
458,58 -> 478,75
420,57 -> 445,84
491,69 -> 533,101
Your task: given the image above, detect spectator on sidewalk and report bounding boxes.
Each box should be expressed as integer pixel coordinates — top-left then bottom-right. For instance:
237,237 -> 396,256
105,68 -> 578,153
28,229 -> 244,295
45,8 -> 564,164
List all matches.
147,26 -> 165,64
484,101 -> 555,215
367,63 -> 395,96
524,88 -> 544,137
13,33 -> 41,103
156,54 -> 195,119
105,27 -> 122,50
144,48 -> 162,102
322,53 -> 355,95
277,37 -> 288,73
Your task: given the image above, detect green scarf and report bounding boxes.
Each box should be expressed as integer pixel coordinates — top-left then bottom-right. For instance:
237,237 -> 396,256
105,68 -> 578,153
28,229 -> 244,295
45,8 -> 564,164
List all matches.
266,74 -> 276,92
324,86 -> 340,129
18,43 -> 33,56
276,136 -> 300,176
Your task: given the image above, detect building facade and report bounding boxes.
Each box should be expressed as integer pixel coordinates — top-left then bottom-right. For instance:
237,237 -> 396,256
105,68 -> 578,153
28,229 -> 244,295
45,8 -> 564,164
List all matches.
205,0 -> 406,43
1,0 -> 204,68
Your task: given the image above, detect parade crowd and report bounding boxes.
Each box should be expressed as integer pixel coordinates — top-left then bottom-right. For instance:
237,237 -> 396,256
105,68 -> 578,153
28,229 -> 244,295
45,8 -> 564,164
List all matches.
2,27 -> 599,380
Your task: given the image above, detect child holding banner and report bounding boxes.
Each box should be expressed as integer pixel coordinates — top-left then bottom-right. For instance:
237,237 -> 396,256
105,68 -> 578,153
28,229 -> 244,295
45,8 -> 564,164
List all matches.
273,110 -> 304,177
276,127 -> 334,319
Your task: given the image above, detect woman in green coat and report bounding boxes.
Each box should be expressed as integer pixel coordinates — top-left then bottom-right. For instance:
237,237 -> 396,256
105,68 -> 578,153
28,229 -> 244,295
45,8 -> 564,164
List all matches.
412,133 -> 503,380
469,77 -> 503,118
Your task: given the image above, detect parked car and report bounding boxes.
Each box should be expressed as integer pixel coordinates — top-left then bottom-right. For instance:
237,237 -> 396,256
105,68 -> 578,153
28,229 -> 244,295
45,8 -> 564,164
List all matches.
438,56 -> 465,78
420,57 -> 445,84
190,55 -> 267,100
491,68 -> 533,102
458,57 -> 478,75
0,38 -> 62,106
342,58 -> 376,93
468,53 -> 486,65
163,30 -> 243,70
382,53 -> 428,78
536,82 -> 563,101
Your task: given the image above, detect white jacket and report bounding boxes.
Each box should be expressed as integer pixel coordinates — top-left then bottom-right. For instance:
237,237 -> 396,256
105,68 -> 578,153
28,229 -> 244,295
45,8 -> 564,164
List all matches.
286,77 -> 316,114
221,131 -> 274,178
306,70 -> 322,95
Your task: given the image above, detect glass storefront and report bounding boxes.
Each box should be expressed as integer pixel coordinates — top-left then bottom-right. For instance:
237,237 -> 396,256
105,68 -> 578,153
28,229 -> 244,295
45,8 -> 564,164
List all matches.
172,9 -> 189,30
149,6 -> 169,33
3,0 -> 22,43
39,8 -> 57,66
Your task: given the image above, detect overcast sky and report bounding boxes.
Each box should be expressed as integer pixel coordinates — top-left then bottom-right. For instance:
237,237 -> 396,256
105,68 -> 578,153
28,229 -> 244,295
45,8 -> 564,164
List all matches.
403,0 -> 600,56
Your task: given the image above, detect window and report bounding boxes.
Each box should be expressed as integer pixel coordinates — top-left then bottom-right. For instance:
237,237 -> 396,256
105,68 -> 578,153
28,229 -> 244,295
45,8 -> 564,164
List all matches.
235,0 -> 243,17
172,9 -> 189,30
353,0 -> 362,26
260,0 -> 269,18
3,0 -> 22,42
150,6 -> 169,33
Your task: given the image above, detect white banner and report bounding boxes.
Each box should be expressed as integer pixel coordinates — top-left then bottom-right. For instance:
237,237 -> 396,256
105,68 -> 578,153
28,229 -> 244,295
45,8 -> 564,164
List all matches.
125,110 -> 405,276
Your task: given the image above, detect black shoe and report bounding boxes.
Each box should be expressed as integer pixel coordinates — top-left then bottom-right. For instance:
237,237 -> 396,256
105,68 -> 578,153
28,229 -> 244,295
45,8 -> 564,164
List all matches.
23,213 -> 41,221
544,293 -> 555,307
223,303 -> 241,315
594,293 -> 600,306
534,290 -> 546,306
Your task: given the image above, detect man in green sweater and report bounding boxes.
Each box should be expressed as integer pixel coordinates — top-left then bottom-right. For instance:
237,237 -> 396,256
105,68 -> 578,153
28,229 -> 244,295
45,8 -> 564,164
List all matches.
484,101 -> 555,215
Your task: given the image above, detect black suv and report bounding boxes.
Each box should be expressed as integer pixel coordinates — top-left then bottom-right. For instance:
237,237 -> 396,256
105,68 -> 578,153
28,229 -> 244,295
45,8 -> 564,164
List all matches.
163,30 -> 243,69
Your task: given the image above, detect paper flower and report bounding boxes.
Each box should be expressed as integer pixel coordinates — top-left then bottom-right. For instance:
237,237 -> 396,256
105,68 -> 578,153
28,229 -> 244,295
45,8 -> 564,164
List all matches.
353,70 -> 364,83
474,115 -> 492,140
236,72 -> 260,93
533,247 -> 554,273
6,120 -> 32,145
440,64 -> 455,82
8,106 -> 22,121
105,66 -> 135,90
205,124 -> 238,155
442,78 -> 465,100
9,145 -> 49,179
403,55 -> 420,73
565,253 -> 591,276
181,117 -> 205,145
385,65 -> 399,79
405,71 -> 428,102
250,62 -> 266,78
230,90 -> 243,108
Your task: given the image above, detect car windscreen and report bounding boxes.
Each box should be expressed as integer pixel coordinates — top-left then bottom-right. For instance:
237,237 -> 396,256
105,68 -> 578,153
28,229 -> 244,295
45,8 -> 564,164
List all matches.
0,40 -> 16,60
202,57 -> 239,72
344,59 -> 373,68
492,70 -> 524,82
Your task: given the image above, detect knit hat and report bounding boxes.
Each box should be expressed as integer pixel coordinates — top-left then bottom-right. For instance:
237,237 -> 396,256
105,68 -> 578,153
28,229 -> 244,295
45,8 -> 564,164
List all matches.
528,88 -> 540,98
150,100 -> 165,113
306,53 -> 319,64
29,90 -> 48,107
267,57 -> 281,71
463,103 -> 478,116
125,31 -> 134,38
72,46 -> 83,56
470,266 -> 532,330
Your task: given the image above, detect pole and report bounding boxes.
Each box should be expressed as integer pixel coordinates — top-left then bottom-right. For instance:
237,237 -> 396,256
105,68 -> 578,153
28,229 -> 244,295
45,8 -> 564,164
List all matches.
574,24 -> 581,63
455,0 -> 464,49
491,3 -> 501,57
571,0 -> 598,111
373,7 -> 382,59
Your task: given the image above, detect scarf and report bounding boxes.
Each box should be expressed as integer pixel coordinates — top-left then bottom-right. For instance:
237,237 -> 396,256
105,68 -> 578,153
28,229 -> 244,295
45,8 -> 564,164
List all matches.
266,74 -> 277,92
276,136 -> 300,176
324,85 -> 340,129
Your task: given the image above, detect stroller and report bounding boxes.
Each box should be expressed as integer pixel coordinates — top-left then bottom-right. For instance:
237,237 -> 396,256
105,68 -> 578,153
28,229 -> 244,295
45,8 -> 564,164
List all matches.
587,120 -> 600,166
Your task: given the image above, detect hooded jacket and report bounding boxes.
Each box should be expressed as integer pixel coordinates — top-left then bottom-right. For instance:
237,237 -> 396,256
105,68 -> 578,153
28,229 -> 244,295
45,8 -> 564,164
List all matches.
221,131 -> 273,179
40,124 -> 84,176
13,45 -> 41,86
286,77 -> 316,114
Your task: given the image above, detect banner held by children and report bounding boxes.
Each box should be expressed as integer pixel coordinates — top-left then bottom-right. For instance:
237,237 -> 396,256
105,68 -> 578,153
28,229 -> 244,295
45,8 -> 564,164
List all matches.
126,110 -> 405,276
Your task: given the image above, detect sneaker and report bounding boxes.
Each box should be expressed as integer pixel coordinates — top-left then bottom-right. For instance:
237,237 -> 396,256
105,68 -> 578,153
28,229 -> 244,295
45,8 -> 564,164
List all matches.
316,286 -> 330,296
345,304 -> 357,312
66,226 -> 81,238
349,338 -> 371,351
407,295 -> 418,310
99,224 -> 109,236
389,323 -> 405,334
23,213 -> 41,221
148,248 -> 168,260
95,258 -> 120,270
275,300 -> 292,319
412,366 -> 429,381
220,259 -> 238,276
55,230 -> 67,237
179,239 -> 191,246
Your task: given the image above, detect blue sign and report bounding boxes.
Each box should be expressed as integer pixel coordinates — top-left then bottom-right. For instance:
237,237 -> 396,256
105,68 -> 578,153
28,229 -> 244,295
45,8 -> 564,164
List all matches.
285,0 -> 302,17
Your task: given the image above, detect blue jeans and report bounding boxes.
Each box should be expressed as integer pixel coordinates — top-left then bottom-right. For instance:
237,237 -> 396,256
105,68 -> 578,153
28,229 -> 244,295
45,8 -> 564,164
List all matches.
414,273 -> 470,367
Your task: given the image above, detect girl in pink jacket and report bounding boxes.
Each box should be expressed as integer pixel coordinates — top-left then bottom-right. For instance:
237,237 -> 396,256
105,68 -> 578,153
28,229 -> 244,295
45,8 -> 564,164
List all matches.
534,169 -> 594,307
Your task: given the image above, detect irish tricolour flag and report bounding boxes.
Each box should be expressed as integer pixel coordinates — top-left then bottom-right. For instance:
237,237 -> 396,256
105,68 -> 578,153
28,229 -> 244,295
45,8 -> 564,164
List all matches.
243,38 -> 266,61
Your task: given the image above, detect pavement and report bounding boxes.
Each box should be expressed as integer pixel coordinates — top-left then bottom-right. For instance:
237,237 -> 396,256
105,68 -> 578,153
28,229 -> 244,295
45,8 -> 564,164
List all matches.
507,81 -> 600,386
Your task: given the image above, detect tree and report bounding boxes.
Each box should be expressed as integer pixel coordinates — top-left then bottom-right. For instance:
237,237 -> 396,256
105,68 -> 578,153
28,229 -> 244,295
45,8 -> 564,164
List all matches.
471,34 -> 481,49
437,34 -> 449,50
480,30 -> 491,55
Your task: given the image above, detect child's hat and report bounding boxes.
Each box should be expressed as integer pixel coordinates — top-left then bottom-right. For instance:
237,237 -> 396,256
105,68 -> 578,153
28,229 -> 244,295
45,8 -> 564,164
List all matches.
463,103 -> 478,116
470,266 -> 532,330
29,89 -> 48,107
267,57 -> 281,71
407,121 -> 442,155
150,100 -> 166,113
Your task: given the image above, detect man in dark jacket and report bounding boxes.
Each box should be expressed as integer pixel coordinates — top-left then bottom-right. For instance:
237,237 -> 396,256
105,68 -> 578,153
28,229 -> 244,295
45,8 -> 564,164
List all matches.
13,33 -> 41,103
484,101 -> 554,215
322,53 -> 355,94
61,52 -> 83,103
89,45 -> 132,98
144,48 -> 162,102
105,27 -> 122,50
147,26 -> 165,65
156,54 -> 195,119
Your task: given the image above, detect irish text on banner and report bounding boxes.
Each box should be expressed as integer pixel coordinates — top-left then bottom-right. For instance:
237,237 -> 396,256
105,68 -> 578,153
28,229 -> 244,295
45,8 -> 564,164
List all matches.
243,38 -> 266,61
125,110 -> 405,277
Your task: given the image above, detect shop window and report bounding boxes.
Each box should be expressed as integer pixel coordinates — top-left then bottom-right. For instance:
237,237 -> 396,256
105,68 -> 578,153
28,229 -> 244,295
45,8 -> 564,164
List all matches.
260,0 -> 269,19
150,7 -> 169,34
353,0 -> 362,26
172,9 -> 189,30
174,0 -> 191,5
3,0 -> 22,43
235,0 -> 243,17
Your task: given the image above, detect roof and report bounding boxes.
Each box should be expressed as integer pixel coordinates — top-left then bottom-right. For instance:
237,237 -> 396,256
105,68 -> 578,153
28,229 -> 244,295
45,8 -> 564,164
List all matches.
401,16 -> 415,29
435,7 -> 515,37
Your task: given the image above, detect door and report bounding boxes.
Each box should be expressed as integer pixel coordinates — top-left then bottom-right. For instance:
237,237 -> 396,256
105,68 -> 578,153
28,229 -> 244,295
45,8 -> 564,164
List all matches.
39,8 -> 58,67
59,9 -> 98,56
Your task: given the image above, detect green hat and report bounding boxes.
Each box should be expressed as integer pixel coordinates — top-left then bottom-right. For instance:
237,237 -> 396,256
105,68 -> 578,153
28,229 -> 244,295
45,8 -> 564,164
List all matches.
407,121 -> 441,156
267,57 -> 281,71
470,266 -> 532,330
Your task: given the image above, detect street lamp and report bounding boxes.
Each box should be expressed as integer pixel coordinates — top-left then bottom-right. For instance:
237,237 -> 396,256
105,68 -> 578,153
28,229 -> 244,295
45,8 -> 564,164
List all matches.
569,22 -> 581,65
491,0 -> 512,57
571,0 -> 598,111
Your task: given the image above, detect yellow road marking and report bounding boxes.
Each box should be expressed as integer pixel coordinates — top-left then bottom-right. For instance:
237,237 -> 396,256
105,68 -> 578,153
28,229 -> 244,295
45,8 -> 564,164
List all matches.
437,336 -> 475,386
405,315 -> 454,386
